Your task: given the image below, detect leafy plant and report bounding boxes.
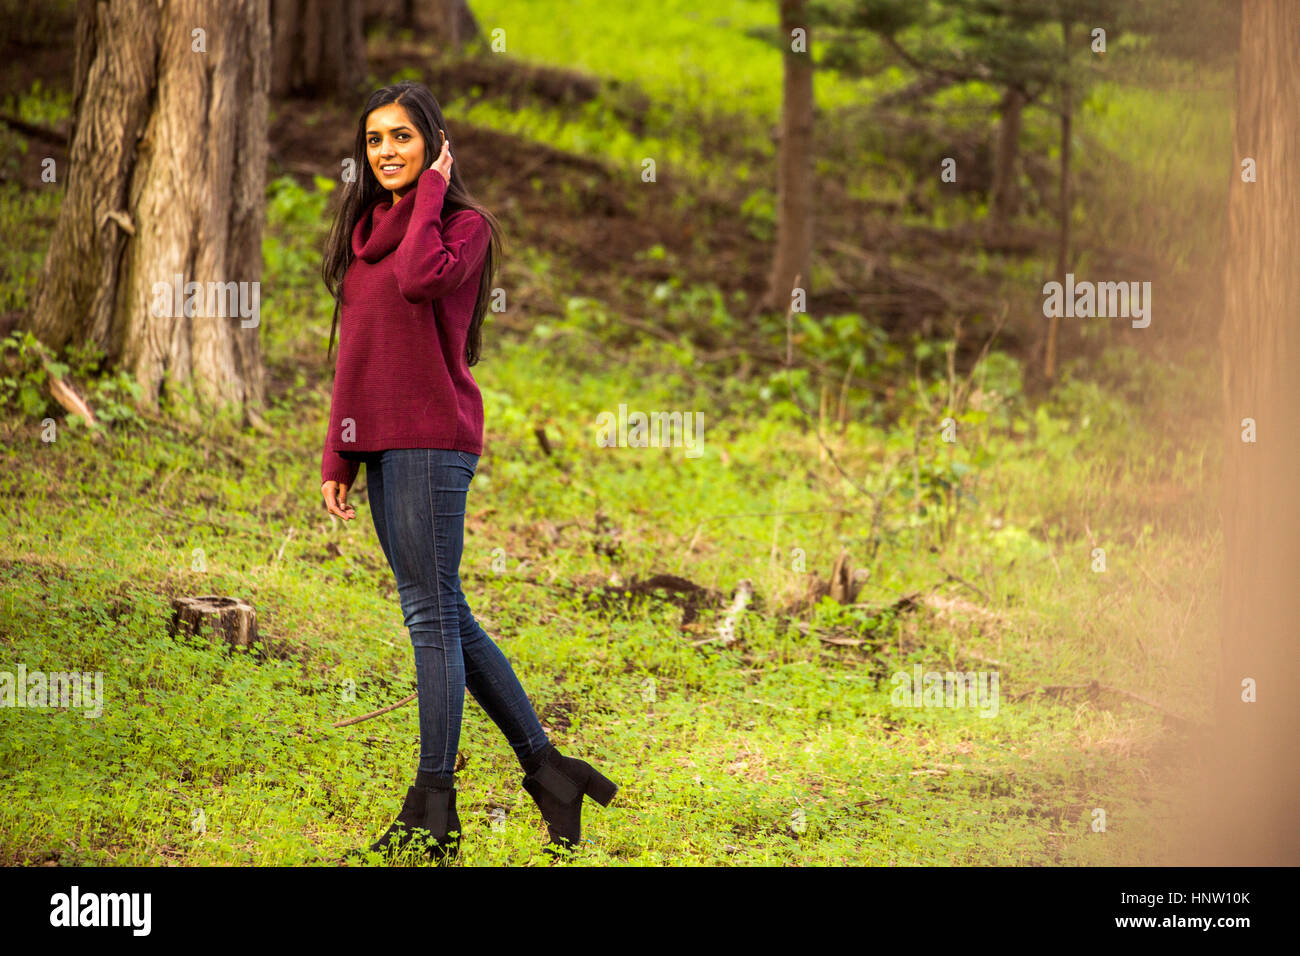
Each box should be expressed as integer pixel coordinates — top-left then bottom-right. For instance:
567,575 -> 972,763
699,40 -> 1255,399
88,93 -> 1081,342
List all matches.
0,329 -> 51,418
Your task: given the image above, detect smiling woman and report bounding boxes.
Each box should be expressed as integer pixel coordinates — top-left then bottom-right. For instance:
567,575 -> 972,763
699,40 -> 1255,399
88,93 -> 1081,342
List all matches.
366,102 -> 445,200
313,81 -> 617,865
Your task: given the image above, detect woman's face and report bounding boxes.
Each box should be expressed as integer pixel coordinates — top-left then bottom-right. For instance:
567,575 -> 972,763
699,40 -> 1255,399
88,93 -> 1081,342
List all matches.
366,102 -> 427,201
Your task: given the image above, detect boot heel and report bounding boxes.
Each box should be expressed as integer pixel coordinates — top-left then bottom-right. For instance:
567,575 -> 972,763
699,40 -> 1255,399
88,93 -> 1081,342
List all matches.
584,768 -> 618,807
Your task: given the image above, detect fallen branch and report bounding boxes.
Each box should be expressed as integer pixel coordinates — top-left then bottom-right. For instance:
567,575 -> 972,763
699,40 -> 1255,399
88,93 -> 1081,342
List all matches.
272,527 -> 296,564
842,590 -> 925,615
938,565 -> 990,603
1010,679 -> 1205,729
17,335 -> 107,440
714,579 -> 753,646
957,649 -> 1006,671
48,373 -> 105,440
815,631 -> 867,647
0,112 -> 68,143
332,692 -> 416,728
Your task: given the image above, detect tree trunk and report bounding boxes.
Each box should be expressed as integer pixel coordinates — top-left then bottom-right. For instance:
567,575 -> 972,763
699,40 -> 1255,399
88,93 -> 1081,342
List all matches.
989,86 -> 1023,227
1044,18 -> 1071,382
435,0 -> 480,49
270,0 -> 365,99
766,0 -> 814,314
170,595 -> 262,655
27,0 -> 270,423
362,0 -> 478,48
1199,0 -> 1300,866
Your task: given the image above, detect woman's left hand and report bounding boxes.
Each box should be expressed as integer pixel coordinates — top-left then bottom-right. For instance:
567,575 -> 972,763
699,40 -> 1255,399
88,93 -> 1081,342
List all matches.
429,130 -> 452,186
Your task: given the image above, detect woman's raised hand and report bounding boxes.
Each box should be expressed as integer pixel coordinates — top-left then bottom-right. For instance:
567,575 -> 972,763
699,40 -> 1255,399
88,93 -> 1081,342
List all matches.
321,480 -> 356,521
429,129 -> 452,185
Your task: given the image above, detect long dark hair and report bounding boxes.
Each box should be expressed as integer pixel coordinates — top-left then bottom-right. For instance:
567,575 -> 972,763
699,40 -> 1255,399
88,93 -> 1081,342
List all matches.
322,81 -> 503,368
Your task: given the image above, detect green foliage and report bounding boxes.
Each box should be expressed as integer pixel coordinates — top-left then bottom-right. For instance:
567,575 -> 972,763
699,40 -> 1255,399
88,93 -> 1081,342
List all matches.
0,330 -> 50,418
83,371 -> 144,429
0,126 -> 27,181
0,331 -> 142,429
740,188 -> 775,241
0,181 -> 62,313
2,78 -> 73,128
388,66 -> 424,86
0,255 -> 1216,868
261,175 -> 337,359
1082,69 -> 1230,270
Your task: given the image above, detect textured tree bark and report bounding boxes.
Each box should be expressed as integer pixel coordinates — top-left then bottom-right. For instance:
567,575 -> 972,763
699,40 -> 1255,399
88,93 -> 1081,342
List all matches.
28,0 -> 270,424
1197,0 -> 1300,866
270,0 -> 365,99
170,595 -> 261,654
31,0 -> 159,363
766,0 -> 813,314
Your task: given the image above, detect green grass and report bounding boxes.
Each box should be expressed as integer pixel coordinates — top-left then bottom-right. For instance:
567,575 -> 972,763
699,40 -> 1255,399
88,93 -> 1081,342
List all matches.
1081,65 -> 1232,270
0,193 -> 1217,862
465,0 -> 875,116
0,182 -> 61,313
437,0 -> 904,196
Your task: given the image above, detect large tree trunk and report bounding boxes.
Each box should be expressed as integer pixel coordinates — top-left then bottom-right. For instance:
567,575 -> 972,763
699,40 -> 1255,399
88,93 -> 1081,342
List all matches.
766,0 -> 814,314
989,86 -> 1023,227
1199,0 -> 1300,866
271,0 -> 365,99
27,0 -> 270,422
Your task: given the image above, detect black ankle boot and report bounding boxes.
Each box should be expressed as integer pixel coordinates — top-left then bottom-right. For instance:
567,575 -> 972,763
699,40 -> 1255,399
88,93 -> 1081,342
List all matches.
520,744 -> 617,856
350,774 -> 461,865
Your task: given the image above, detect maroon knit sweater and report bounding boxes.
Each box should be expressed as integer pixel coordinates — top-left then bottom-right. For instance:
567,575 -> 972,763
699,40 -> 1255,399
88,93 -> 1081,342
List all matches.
321,168 -> 491,486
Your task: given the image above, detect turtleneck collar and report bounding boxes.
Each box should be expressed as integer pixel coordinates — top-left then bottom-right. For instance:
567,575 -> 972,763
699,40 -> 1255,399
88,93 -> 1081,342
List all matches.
351,177 -> 446,262
351,191 -> 411,261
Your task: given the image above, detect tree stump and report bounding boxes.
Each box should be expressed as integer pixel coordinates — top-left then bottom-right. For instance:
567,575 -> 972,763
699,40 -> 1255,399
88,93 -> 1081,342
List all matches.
169,596 -> 260,655
828,548 -> 867,605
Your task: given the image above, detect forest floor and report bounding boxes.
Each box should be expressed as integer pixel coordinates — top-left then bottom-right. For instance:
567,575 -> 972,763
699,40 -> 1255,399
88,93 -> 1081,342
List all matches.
0,4 -> 1225,865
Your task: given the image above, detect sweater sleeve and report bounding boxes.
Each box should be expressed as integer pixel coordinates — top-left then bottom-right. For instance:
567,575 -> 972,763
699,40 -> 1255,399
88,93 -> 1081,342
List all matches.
321,447 -> 359,488
321,373 -> 360,487
392,168 -> 491,304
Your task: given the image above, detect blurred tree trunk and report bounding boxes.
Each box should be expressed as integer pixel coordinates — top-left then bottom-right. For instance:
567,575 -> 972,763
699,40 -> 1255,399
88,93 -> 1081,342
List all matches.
27,0 -> 270,423
271,0 -> 365,98
766,0 -> 813,314
1043,16 -> 1071,381
363,0 -> 479,48
1203,0 -> 1300,866
433,0 -> 479,48
989,86 -> 1023,227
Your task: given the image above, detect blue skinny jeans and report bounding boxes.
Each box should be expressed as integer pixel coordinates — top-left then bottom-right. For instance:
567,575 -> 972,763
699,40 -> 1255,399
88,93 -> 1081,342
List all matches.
361,447 -> 550,776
